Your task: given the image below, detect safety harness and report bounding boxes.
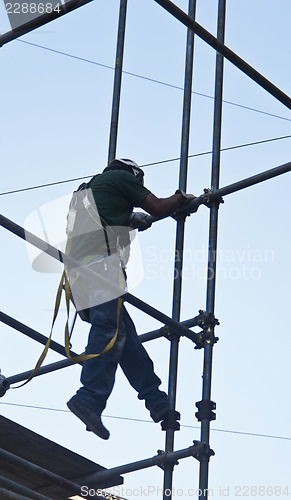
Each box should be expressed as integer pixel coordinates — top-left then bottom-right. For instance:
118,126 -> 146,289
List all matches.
18,182 -> 124,387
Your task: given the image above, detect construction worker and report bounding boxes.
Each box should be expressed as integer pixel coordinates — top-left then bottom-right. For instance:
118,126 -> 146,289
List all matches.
66,158 -> 194,439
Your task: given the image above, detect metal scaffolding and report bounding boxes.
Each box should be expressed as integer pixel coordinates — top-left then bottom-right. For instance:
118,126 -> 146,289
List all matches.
0,0 -> 290,499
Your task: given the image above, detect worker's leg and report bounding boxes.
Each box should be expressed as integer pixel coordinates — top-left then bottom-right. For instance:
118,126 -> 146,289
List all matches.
119,306 -> 169,414
71,298 -> 126,415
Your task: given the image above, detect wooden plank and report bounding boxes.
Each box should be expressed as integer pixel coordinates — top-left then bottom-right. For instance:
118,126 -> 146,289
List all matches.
0,416 -> 123,498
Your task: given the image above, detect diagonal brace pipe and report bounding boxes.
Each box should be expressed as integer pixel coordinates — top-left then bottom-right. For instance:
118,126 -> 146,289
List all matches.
153,0 -> 291,109
0,0 -> 93,47
0,214 -> 201,346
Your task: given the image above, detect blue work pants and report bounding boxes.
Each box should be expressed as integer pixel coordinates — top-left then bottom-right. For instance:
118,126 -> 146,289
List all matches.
74,299 -> 168,415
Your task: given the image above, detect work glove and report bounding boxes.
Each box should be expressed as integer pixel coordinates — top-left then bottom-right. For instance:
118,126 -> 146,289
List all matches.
173,190 -> 197,219
128,212 -> 153,231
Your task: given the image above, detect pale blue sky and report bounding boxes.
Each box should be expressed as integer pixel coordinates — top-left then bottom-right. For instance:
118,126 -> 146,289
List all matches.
0,0 -> 290,498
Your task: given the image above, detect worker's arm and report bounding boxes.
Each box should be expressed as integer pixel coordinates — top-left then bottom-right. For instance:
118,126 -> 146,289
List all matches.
140,191 -> 186,218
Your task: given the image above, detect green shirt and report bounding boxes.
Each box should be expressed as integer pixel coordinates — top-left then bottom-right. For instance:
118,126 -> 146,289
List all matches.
68,170 -> 150,263
88,170 -> 150,225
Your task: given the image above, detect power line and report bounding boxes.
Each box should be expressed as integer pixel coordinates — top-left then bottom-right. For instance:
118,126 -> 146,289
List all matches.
0,400 -> 290,442
143,133 -> 291,166
0,174 -> 93,196
1,133 -> 291,196
17,39 -> 291,123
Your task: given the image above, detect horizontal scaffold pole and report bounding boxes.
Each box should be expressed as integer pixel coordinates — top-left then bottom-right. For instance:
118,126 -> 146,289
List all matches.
153,0 -> 291,109
73,441 -> 212,484
139,316 -> 201,342
0,314 -> 201,392
0,214 -> 201,346
213,160 -> 291,198
1,358 -> 77,392
0,0 -> 93,47
147,160 -> 291,221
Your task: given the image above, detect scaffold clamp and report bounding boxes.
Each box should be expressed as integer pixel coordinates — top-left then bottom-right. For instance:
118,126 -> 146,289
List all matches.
160,326 -> 180,342
0,371 -> 9,397
194,310 -> 219,348
195,399 -> 216,422
196,310 -> 220,329
161,410 -> 181,431
192,440 -> 215,462
156,449 -> 179,471
201,188 -> 224,208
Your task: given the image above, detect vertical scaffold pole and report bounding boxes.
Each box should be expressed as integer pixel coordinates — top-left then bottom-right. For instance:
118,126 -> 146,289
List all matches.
163,1 -> 196,498
198,0 -> 226,499
108,0 -> 128,164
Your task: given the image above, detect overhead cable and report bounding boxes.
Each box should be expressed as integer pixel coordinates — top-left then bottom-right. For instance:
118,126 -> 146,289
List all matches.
1,134 -> 291,196
17,39 -> 291,123
0,401 -> 290,442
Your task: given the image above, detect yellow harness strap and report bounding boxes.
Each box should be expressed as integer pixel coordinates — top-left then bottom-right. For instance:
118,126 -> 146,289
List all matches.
15,195 -> 124,387
13,270 -> 66,387
63,269 -> 122,362
14,270 -> 122,387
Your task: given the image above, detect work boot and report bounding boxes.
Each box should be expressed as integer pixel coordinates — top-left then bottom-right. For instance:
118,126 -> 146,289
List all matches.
67,398 -> 110,440
150,403 -> 171,423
